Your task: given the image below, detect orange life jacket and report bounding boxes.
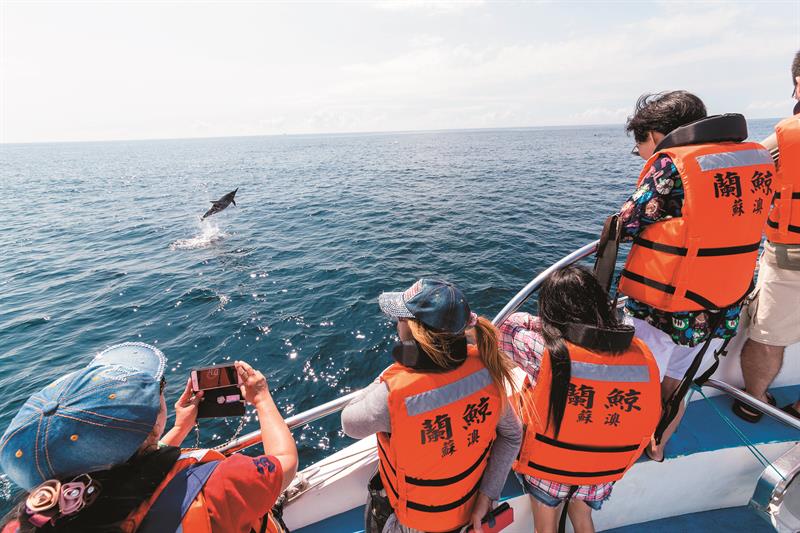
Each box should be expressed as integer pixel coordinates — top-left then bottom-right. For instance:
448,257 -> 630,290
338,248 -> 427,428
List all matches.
123,448 -> 282,533
766,114 -> 800,244
619,141 -> 775,311
513,338 -> 660,485
376,345 -> 502,532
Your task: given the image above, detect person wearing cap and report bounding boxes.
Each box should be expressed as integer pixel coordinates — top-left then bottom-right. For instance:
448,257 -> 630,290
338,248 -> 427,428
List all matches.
0,342 -> 298,532
341,279 -> 522,533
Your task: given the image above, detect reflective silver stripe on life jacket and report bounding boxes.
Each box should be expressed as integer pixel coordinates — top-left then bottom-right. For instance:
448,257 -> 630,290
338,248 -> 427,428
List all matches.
695,148 -> 773,172
570,361 -> 650,383
404,368 -> 492,417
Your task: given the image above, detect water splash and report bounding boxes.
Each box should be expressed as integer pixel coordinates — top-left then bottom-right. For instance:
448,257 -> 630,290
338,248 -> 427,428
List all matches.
170,219 -> 226,250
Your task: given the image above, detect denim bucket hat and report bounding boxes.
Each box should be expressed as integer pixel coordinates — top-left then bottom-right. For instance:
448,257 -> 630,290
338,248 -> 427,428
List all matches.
0,342 -> 166,490
378,278 -> 471,334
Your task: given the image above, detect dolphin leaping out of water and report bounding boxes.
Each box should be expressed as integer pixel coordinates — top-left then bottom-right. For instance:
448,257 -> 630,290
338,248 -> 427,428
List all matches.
202,188 -> 238,219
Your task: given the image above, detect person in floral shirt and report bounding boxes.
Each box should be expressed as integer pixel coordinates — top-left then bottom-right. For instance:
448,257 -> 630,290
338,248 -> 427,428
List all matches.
619,91 -> 742,462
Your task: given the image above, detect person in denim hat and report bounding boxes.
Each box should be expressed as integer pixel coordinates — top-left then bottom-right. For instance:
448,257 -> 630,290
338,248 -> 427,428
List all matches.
0,343 -> 298,532
342,279 -> 521,533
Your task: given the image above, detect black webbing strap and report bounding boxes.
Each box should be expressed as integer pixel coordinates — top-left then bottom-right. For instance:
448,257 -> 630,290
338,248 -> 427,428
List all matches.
527,461 -> 627,478
534,433 -> 640,453
558,486 -> 579,533
594,214 -> 622,296
405,441 -> 492,486
694,335 -> 734,387
692,280 -> 754,386
620,269 -> 723,310
632,236 -> 761,257
766,218 -> 800,234
773,191 -> 800,200
653,294 -> 745,445
653,315 -> 722,445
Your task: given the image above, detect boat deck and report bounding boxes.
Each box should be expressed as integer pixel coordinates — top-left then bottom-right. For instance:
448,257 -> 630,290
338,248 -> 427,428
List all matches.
295,383 -> 799,532
604,505 -> 773,533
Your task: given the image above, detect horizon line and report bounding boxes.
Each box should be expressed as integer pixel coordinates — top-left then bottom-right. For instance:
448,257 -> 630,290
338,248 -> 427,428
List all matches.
1,116 -> 784,146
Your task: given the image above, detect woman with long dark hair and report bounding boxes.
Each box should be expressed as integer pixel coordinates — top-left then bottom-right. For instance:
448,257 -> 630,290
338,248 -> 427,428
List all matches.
499,266 -> 660,533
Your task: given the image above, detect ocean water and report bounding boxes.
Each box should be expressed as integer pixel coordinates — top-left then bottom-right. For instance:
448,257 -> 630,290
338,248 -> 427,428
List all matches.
0,120 -> 777,511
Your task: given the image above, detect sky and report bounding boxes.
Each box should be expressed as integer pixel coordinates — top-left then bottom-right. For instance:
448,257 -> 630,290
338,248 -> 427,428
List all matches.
1,1 -> 799,143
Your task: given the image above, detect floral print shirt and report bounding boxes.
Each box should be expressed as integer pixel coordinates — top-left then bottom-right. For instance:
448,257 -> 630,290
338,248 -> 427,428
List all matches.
619,154 -> 742,346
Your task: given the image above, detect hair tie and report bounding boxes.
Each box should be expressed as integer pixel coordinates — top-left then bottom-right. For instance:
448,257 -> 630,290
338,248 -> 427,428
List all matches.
467,312 -> 478,328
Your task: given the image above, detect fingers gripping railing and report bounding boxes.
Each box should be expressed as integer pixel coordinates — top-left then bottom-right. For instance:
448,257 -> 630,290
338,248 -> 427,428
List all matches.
219,240 -> 601,455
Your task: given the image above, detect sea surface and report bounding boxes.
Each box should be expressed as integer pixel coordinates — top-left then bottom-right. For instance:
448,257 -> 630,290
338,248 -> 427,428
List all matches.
0,119 -> 778,511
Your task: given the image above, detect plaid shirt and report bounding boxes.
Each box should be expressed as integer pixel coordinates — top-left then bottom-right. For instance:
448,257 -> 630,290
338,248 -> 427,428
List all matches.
499,312 -> 614,502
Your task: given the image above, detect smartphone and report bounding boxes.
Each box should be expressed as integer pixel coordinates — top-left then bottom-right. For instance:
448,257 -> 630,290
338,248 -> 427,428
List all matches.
191,364 -> 241,392
464,502 -> 514,533
190,364 -> 245,418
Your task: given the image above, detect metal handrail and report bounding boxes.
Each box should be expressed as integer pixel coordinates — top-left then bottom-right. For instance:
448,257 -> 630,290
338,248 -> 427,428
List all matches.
219,239 -> 601,454
491,240 -> 599,326
703,379 -> 800,431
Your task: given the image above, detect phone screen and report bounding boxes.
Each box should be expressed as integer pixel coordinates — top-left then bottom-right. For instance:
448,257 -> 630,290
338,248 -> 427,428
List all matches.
194,365 -> 238,391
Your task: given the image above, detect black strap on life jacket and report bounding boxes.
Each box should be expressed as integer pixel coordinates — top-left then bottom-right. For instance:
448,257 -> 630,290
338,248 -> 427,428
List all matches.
594,214 -> 623,296
766,218 -> 800,234
653,291 -> 746,445
653,314 -> 722,445
377,436 -> 492,514
558,486 -> 579,533
654,114 -> 748,151
533,433 -> 640,453
526,460 -> 627,479
773,191 -> 800,200
631,236 -> 761,257
562,322 -> 634,353
391,337 -> 467,371
619,268 -> 723,309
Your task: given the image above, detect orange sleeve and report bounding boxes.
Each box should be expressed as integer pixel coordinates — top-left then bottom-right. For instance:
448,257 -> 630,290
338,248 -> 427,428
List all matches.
202,453 -> 283,532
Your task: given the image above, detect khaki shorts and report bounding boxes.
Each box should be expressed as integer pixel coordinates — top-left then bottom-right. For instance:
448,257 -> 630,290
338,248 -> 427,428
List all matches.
746,242 -> 800,347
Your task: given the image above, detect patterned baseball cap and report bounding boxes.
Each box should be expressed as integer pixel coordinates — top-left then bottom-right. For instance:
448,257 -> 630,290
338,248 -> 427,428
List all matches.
0,343 -> 166,490
378,278 -> 471,334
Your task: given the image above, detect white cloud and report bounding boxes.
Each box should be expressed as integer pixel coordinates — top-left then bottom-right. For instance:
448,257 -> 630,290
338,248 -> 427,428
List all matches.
372,0 -> 485,14
747,99 -> 794,112
569,107 -> 631,125
2,1 -> 798,142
